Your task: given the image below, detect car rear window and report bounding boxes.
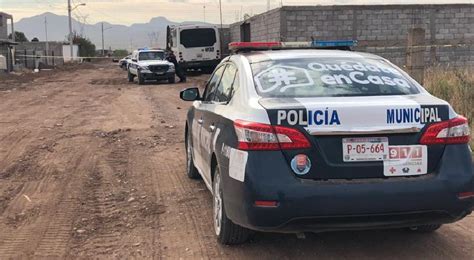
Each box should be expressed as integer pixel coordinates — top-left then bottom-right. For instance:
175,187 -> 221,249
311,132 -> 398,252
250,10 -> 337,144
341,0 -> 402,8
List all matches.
251,58 -> 420,98
180,28 -> 217,48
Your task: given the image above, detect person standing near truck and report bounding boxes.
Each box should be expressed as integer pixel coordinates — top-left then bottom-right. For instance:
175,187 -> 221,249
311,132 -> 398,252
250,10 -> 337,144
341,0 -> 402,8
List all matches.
166,51 -> 186,83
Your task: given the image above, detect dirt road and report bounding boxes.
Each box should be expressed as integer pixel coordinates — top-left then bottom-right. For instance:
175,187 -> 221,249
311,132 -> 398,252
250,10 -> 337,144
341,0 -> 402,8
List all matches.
0,63 -> 472,259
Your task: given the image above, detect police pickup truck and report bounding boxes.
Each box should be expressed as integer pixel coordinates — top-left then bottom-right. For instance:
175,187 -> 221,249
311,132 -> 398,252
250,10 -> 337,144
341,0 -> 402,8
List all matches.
128,49 -> 175,85
180,41 -> 473,245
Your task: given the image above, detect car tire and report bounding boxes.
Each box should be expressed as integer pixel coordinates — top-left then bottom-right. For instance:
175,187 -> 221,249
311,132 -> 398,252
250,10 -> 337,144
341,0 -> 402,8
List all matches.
213,167 -> 251,245
185,133 -> 200,179
128,70 -> 135,82
137,72 -> 145,85
168,76 -> 176,84
408,224 -> 442,233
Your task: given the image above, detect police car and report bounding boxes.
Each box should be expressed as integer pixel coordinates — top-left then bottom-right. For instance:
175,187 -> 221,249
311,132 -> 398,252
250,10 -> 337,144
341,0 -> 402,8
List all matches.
128,49 -> 175,85
180,41 -> 473,245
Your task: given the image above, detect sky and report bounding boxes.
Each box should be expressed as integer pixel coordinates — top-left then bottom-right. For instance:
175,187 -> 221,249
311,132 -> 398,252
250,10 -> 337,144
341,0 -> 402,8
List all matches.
1,0 -> 473,25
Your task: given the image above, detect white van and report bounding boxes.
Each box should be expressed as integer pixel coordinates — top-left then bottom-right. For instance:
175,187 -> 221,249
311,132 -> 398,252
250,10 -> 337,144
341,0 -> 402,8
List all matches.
167,24 -> 221,72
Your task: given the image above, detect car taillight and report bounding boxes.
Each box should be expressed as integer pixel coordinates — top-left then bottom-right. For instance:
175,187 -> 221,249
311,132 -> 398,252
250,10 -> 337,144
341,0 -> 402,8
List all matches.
234,120 -> 311,151
420,116 -> 471,145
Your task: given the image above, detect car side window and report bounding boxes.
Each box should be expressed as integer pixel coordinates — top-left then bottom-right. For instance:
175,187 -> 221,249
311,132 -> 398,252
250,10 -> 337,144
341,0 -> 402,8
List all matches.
213,64 -> 238,103
203,65 -> 226,102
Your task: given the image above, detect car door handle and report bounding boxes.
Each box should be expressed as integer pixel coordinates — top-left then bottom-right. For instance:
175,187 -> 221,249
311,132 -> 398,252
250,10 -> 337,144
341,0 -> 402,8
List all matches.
209,125 -> 216,132
197,119 -> 203,125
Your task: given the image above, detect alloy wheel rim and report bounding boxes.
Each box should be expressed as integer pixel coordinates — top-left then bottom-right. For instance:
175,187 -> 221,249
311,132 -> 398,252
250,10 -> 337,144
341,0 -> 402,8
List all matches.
186,138 -> 192,173
213,172 -> 222,235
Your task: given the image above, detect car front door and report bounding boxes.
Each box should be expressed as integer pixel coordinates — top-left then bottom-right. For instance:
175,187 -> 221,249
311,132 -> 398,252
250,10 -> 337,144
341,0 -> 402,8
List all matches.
200,63 -> 239,182
194,65 -> 227,184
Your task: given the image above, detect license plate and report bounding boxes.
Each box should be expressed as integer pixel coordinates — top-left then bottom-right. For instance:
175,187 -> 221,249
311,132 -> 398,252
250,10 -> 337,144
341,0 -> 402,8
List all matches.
383,145 -> 428,176
155,72 -> 165,75
343,137 -> 389,162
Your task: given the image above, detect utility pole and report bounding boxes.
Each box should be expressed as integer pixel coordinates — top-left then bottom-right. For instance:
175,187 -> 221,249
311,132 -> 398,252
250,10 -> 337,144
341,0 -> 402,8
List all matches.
68,0 -> 73,62
45,16 -> 49,65
101,23 -> 112,57
102,23 -> 105,56
203,5 -> 206,23
219,0 -> 223,28
267,0 -> 271,11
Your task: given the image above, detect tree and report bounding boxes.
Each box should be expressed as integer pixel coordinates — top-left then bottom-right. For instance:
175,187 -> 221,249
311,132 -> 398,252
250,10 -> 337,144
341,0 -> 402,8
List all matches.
71,32 -> 96,57
8,31 -> 28,42
113,49 -> 129,57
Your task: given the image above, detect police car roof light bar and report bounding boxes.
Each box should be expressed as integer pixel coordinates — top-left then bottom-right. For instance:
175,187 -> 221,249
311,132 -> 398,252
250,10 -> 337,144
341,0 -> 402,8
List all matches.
312,40 -> 358,48
229,42 -> 282,52
229,40 -> 358,53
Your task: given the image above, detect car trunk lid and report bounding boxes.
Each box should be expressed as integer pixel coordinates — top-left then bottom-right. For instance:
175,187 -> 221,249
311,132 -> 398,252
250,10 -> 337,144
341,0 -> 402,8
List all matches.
259,95 -> 453,180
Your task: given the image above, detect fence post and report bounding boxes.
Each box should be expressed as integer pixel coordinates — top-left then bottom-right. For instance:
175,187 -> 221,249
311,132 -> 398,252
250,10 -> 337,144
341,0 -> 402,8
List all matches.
406,28 -> 425,85
24,49 -> 27,68
52,51 -> 55,67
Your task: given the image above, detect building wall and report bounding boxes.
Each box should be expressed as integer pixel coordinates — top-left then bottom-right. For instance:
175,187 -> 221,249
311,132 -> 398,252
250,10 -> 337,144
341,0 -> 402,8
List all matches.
230,9 -> 282,42
15,42 -> 65,69
230,4 -> 474,67
0,13 -> 9,39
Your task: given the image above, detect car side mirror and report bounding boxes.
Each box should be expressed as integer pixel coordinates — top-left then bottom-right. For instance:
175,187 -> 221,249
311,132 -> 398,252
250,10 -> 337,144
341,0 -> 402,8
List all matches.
180,87 -> 201,101
132,58 -> 137,62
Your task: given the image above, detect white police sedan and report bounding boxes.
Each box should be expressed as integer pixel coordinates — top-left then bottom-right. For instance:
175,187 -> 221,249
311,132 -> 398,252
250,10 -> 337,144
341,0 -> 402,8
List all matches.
180,41 -> 473,245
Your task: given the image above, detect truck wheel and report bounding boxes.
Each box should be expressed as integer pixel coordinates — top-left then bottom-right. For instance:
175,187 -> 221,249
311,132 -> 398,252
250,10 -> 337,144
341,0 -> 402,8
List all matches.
186,132 -> 200,179
408,224 -> 442,233
128,70 -> 135,82
213,167 -> 251,245
137,72 -> 145,85
168,76 -> 176,84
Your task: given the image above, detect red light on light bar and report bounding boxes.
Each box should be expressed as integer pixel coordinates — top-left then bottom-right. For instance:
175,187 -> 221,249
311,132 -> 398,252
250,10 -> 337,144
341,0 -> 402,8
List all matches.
458,192 -> 474,200
229,42 -> 282,51
254,200 -> 279,207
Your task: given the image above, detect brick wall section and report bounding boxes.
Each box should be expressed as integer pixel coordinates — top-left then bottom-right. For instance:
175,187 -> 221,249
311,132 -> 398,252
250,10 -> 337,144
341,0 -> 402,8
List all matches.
230,4 -> 474,67
230,9 -> 281,42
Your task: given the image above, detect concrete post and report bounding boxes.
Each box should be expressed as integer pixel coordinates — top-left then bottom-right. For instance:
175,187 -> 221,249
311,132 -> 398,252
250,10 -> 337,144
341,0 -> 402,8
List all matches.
406,28 -> 425,85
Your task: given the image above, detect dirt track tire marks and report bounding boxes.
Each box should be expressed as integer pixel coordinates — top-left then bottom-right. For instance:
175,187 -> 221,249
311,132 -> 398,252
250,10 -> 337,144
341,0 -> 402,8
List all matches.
0,137 -> 95,259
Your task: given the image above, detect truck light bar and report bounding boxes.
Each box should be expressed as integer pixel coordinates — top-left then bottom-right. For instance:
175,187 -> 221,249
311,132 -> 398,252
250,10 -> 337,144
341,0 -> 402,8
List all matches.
229,40 -> 358,53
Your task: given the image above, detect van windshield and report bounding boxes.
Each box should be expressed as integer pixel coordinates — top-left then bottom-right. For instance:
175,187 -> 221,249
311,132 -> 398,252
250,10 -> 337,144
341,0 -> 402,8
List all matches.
180,28 -> 217,48
251,58 -> 420,98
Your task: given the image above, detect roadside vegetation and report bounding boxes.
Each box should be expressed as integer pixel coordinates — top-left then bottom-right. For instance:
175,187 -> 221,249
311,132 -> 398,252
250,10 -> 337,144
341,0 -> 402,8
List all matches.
424,67 -> 474,149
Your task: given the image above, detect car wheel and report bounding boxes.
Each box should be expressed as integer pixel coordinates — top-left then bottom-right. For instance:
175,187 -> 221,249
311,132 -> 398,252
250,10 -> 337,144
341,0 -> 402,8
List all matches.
128,70 -> 135,82
168,76 -> 176,84
213,167 -> 251,245
408,224 -> 442,233
186,133 -> 200,179
137,72 -> 145,85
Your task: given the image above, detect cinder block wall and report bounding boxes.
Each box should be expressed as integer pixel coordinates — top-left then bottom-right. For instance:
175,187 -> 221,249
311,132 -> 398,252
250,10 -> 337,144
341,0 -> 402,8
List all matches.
230,4 -> 474,67
230,9 -> 281,42
0,14 -> 9,39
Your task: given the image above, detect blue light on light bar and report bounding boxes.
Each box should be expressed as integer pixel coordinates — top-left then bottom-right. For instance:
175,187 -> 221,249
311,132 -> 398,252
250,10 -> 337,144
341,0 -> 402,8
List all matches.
312,40 -> 358,48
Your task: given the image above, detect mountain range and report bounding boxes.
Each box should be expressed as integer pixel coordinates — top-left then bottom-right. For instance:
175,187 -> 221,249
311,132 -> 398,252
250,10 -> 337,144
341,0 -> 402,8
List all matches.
15,12 -> 213,50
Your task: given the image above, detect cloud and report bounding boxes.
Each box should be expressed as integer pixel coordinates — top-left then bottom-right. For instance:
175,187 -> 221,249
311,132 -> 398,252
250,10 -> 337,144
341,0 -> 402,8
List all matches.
3,0 -> 473,26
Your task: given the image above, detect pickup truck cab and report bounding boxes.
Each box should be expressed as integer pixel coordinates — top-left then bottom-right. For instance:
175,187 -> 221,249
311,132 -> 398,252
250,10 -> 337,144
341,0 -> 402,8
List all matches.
128,49 -> 176,85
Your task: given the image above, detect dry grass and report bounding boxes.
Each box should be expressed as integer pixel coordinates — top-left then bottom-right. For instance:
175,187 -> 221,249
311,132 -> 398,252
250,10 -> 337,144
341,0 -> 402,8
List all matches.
424,67 -> 474,149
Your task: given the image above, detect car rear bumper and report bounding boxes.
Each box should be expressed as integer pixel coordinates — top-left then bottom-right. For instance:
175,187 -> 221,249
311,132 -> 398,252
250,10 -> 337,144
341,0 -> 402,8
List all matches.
221,144 -> 474,233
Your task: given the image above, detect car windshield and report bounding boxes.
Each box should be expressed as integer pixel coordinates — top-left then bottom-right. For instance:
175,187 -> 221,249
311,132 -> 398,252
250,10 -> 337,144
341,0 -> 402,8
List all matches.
251,57 -> 420,98
139,51 -> 164,61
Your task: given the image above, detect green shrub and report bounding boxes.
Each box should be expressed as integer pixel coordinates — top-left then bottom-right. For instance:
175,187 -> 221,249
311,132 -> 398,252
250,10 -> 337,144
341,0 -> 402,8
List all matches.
424,68 -> 473,149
